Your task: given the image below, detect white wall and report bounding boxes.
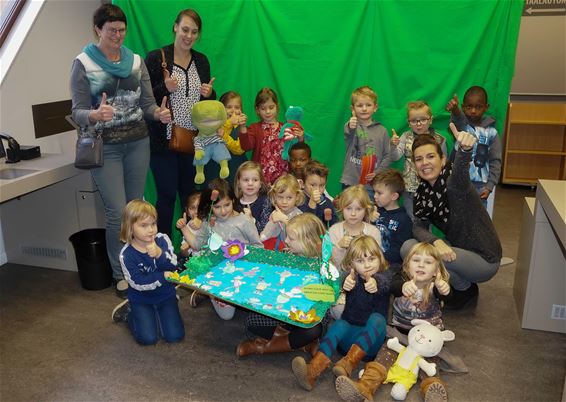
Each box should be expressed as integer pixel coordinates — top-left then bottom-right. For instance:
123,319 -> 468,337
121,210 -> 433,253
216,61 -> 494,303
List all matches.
0,0 -> 102,267
511,15 -> 566,95
0,0 -> 101,153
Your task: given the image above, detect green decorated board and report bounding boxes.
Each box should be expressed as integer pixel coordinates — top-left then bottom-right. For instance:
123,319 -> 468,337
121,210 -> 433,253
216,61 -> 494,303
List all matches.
168,244 -> 340,328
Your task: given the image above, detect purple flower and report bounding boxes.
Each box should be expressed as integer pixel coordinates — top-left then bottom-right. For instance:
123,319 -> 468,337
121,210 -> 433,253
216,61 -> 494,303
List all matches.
222,240 -> 246,262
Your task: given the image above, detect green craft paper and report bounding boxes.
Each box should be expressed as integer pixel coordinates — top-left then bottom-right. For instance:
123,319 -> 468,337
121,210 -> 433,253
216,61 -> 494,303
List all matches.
302,284 -> 337,303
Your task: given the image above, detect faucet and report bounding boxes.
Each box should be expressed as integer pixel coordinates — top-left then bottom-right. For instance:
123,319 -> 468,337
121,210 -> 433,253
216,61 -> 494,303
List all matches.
0,132 -> 21,163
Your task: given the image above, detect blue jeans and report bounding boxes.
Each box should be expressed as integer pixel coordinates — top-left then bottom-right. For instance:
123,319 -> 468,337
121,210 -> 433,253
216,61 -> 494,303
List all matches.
91,137 -> 150,280
128,296 -> 185,345
319,313 -> 386,360
150,150 -> 196,237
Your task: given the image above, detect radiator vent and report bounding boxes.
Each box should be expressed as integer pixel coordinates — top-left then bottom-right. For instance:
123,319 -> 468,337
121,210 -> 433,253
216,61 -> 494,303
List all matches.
551,304 -> 566,320
21,246 -> 67,260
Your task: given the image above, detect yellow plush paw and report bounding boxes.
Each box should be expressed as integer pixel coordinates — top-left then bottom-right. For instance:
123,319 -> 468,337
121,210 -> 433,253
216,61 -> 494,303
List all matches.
219,166 -> 229,179
195,150 -> 205,160
194,172 -> 205,184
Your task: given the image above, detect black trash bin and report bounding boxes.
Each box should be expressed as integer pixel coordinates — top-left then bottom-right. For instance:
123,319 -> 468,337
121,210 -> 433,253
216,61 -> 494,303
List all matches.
69,228 -> 113,290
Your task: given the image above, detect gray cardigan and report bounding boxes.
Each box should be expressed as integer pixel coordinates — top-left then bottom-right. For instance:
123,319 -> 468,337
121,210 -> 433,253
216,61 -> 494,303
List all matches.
412,148 -> 502,264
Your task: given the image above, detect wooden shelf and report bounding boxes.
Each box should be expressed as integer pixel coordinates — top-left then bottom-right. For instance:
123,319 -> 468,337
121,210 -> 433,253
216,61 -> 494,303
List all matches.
503,102 -> 566,186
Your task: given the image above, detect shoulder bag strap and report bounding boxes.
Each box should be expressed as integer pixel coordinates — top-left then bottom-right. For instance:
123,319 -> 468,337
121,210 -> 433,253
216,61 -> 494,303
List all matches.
160,48 -> 174,121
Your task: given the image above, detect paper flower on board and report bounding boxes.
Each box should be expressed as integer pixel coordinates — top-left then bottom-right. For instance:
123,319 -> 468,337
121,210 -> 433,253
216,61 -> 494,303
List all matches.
222,240 -> 246,263
167,271 -> 195,286
289,308 -> 320,324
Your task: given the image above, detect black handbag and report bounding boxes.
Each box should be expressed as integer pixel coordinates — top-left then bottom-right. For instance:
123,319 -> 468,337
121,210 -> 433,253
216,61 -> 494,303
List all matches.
74,132 -> 103,169
66,115 -> 103,169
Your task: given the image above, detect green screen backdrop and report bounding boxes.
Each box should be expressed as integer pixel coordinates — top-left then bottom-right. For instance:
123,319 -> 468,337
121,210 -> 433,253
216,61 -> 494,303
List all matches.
114,0 -> 523,245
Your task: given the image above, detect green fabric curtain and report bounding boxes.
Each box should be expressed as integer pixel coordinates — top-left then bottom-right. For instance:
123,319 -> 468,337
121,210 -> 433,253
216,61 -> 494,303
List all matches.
115,0 -> 523,243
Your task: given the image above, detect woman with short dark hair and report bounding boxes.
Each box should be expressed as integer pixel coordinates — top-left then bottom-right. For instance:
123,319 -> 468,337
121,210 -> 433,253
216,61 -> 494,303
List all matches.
70,4 -> 171,298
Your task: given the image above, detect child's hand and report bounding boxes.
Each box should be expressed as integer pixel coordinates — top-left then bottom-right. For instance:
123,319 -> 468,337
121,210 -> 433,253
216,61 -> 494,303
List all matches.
445,93 -> 461,115
176,213 -> 187,229
200,77 -> 215,98
348,109 -> 358,129
146,241 -> 162,259
449,123 -> 477,152
433,239 -> 457,262
434,276 -> 451,296
479,187 -> 491,200
343,269 -> 356,291
230,111 -> 240,126
163,271 -> 173,279
163,70 -> 179,93
189,217 -> 202,231
369,206 -> 380,223
180,242 -> 189,252
364,272 -> 378,294
338,235 -> 353,249
292,126 -> 304,139
271,207 -> 288,224
243,206 -> 252,218
402,279 -> 419,298
238,113 -> 247,127
365,172 -> 377,183
311,189 -> 321,204
390,129 -> 400,146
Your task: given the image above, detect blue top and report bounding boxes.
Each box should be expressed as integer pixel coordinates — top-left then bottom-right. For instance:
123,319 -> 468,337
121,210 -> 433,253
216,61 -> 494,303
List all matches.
341,269 -> 392,326
298,192 -> 338,227
119,233 -> 177,304
375,206 -> 412,265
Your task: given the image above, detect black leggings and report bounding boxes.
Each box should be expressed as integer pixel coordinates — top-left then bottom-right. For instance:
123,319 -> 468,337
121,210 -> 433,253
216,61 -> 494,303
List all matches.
245,313 -> 322,349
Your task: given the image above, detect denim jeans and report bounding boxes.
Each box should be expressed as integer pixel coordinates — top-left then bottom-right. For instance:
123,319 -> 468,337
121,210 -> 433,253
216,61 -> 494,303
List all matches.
150,150 -> 195,237
128,296 -> 185,345
91,137 -> 150,281
320,313 -> 386,360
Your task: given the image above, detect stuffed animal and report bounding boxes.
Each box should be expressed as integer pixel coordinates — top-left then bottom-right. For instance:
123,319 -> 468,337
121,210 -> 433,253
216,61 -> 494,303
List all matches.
191,100 -> 230,184
278,106 -> 312,161
384,319 -> 455,401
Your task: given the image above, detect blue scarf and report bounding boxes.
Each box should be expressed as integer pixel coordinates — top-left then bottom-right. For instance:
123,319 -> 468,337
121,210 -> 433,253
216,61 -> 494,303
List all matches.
83,43 -> 134,78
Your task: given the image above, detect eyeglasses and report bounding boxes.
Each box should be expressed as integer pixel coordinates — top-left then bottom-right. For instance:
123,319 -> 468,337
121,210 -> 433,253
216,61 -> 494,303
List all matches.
105,27 -> 126,36
408,118 -> 430,126
462,104 -> 486,111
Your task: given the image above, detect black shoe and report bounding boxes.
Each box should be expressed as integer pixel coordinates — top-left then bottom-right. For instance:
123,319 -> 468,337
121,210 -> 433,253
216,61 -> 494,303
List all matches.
115,279 -> 128,299
111,300 -> 130,323
189,290 -> 207,308
444,283 -> 478,310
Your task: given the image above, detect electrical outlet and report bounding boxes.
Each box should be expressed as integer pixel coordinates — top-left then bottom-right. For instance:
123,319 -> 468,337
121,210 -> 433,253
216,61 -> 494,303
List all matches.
550,304 -> 566,320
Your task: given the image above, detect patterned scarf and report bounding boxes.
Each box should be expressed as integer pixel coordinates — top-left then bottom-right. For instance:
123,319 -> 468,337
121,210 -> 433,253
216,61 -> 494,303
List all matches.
413,162 -> 452,224
83,43 -> 134,78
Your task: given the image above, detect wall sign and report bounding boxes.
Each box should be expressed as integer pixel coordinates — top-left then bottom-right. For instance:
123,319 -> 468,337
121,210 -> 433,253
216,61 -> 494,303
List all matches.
523,0 -> 566,16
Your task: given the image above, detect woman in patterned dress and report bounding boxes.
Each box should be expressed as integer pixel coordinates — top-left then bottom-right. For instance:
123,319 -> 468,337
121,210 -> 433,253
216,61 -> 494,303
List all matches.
145,8 -> 215,238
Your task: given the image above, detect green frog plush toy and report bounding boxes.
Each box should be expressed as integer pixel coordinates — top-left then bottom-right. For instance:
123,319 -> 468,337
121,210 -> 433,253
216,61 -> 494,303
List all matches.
191,100 -> 231,184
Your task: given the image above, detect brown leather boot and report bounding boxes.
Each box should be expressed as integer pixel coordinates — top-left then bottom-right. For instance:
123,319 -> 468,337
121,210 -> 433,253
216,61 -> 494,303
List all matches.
332,344 -> 366,377
420,376 -> 448,402
335,361 -> 387,402
292,351 -> 332,391
300,338 -> 319,357
236,326 -> 292,357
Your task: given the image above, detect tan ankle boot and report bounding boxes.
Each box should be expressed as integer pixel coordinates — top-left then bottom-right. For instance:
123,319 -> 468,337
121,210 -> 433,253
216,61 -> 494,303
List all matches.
335,361 -> 387,402
236,326 -> 292,357
292,351 -> 332,391
420,376 -> 448,402
332,344 -> 366,377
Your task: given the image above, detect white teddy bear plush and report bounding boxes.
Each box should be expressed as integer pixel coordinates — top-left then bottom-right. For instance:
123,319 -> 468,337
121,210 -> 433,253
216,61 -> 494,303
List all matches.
385,319 -> 455,400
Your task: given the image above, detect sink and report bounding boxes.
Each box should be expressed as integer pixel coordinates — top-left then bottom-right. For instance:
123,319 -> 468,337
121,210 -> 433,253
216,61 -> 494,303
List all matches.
0,168 -> 40,180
